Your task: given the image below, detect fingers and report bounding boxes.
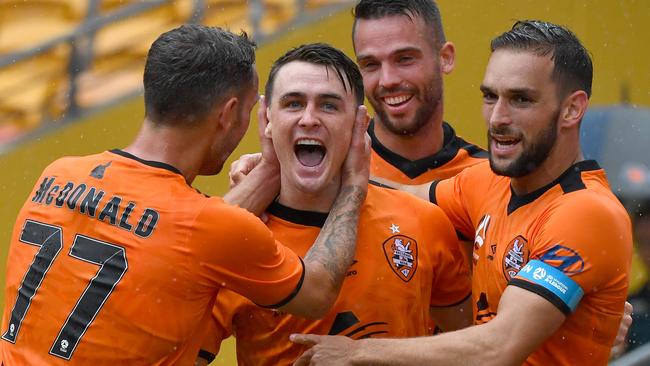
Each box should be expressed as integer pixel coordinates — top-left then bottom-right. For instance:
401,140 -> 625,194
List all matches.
257,95 -> 269,139
624,301 -> 633,318
228,153 -> 263,188
352,105 -> 370,147
290,333 -> 321,346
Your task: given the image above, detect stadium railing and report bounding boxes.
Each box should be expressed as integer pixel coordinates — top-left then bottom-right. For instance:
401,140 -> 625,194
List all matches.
0,0 -> 352,151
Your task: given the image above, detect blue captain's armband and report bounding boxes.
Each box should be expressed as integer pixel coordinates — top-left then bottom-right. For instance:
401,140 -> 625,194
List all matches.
509,260 -> 584,314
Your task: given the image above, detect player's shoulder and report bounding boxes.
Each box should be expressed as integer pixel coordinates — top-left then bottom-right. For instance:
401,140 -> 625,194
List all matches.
198,196 -> 265,227
44,152 -> 109,173
550,163 -> 627,221
367,182 -> 448,219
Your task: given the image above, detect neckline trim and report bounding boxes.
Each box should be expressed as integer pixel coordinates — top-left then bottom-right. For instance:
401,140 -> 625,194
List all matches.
369,120 -> 486,179
267,201 -> 328,228
507,160 -> 601,215
109,149 -> 184,176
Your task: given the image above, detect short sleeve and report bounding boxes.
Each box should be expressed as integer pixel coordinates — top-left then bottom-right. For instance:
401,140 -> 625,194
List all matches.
509,195 -> 632,314
426,205 -> 472,307
191,198 -> 305,307
200,289 -> 249,357
433,171 -> 475,241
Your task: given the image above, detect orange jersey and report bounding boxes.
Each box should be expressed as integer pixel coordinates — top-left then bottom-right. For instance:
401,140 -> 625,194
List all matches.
1,150 -> 304,366
205,184 -> 471,365
433,160 -> 632,365
370,120 -> 487,185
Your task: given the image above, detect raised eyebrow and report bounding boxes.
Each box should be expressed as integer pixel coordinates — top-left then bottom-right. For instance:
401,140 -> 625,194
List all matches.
318,93 -> 344,101
356,54 -> 376,64
279,92 -> 306,100
479,85 -> 493,94
392,46 -> 421,55
507,88 -> 537,96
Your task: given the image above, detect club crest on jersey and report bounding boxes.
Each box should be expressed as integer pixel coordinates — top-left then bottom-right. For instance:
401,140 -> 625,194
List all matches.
382,235 -> 418,282
502,235 -> 530,280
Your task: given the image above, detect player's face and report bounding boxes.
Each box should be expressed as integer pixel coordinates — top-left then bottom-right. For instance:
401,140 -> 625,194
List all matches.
481,49 -> 561,178
203,71 -> 259,175
268,61 -> 357,195
353,15 -> 442,136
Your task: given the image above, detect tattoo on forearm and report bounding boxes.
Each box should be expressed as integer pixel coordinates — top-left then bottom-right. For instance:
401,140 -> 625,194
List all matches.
304,185 -> 365,286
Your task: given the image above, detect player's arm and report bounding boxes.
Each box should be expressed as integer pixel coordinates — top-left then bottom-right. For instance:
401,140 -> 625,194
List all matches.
291,285 -> 565,366
276,105 -> 371,318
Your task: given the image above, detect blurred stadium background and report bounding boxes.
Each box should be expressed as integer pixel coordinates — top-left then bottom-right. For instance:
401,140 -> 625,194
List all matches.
0,0 -> 648,364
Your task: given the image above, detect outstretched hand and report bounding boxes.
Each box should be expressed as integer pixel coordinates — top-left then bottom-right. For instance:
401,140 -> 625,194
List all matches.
290,334 -> 358,366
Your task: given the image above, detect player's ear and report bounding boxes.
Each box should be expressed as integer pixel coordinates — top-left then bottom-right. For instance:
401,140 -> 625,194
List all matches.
217,96 -> 239,131
559,90 -> 588,129
439,41 -> 455,75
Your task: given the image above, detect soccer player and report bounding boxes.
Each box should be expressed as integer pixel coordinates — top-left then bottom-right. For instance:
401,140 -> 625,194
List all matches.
291,20 -> 633,366
198,43 -> 472,366
353,0 -> 486,185
0,25 -> 371,365
230,0 -> 486,189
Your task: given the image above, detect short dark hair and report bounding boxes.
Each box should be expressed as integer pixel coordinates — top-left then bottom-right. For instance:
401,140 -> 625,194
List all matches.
353,0 -> 446,47
143,24 -> 256,125
265,43 -> 364,106
490,20 -> 593,98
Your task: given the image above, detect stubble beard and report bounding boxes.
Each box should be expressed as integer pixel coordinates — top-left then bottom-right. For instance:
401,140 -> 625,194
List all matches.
488,111 -> 559,178
372,76 -> 442,137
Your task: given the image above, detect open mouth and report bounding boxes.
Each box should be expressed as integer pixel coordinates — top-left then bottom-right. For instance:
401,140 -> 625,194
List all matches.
491,135 -> 521,149
383,94 -> 413,107
295,139 -> 326,167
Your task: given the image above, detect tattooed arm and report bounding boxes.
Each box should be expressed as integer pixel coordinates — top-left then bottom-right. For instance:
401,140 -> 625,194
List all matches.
278,106 -> 371,319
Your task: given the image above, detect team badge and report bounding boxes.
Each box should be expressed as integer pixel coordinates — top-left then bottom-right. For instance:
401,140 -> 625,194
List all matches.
502,235 -> 529,280
382,235 -> 418,282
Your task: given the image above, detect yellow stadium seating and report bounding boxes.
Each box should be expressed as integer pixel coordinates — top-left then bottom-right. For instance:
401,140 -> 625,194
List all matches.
0,46 -> 70,129
0,0 -> 349,140
0,0 -> 87,53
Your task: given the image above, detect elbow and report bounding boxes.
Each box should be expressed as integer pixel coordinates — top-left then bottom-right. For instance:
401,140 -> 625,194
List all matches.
301,288 -> 337,319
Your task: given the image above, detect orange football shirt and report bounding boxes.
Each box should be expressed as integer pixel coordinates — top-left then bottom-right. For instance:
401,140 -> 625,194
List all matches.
433,160 -> 632,365
204,184 -> 471,365
1,150 -> 303,366
369,120 -> 487,185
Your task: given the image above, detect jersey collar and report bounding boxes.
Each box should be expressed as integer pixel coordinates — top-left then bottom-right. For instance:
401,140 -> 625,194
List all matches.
507,160 -> 602,215
109,149 -> 183,176
267,201 -> 328,228
369,120 -> 486,179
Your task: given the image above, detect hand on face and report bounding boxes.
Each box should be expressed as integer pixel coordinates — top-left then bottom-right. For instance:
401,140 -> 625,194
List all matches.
341,105 -> 371,190
290,334 -> 357,366
227,96 -> 276,189
258,95 -> 280,169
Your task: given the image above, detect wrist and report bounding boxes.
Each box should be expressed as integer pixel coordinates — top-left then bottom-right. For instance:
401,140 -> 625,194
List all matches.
256,159 -> 280,179
350,338 -> 379,365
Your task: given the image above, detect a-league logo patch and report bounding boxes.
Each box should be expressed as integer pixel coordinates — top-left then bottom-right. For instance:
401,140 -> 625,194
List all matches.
382,235 -> 418,282
502,235 -> 529,280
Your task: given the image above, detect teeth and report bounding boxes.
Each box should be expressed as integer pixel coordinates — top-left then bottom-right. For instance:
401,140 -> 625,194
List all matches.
384,95 -> 411,106
296,139 -> 322,146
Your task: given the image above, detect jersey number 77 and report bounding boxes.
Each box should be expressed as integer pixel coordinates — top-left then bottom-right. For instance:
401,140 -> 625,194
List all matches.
2,219 -> 128,360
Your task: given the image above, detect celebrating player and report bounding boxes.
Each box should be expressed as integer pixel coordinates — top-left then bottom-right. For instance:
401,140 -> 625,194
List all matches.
1,24 -> 370,365
197,43 -> 472,366
291,20 -> 633,366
